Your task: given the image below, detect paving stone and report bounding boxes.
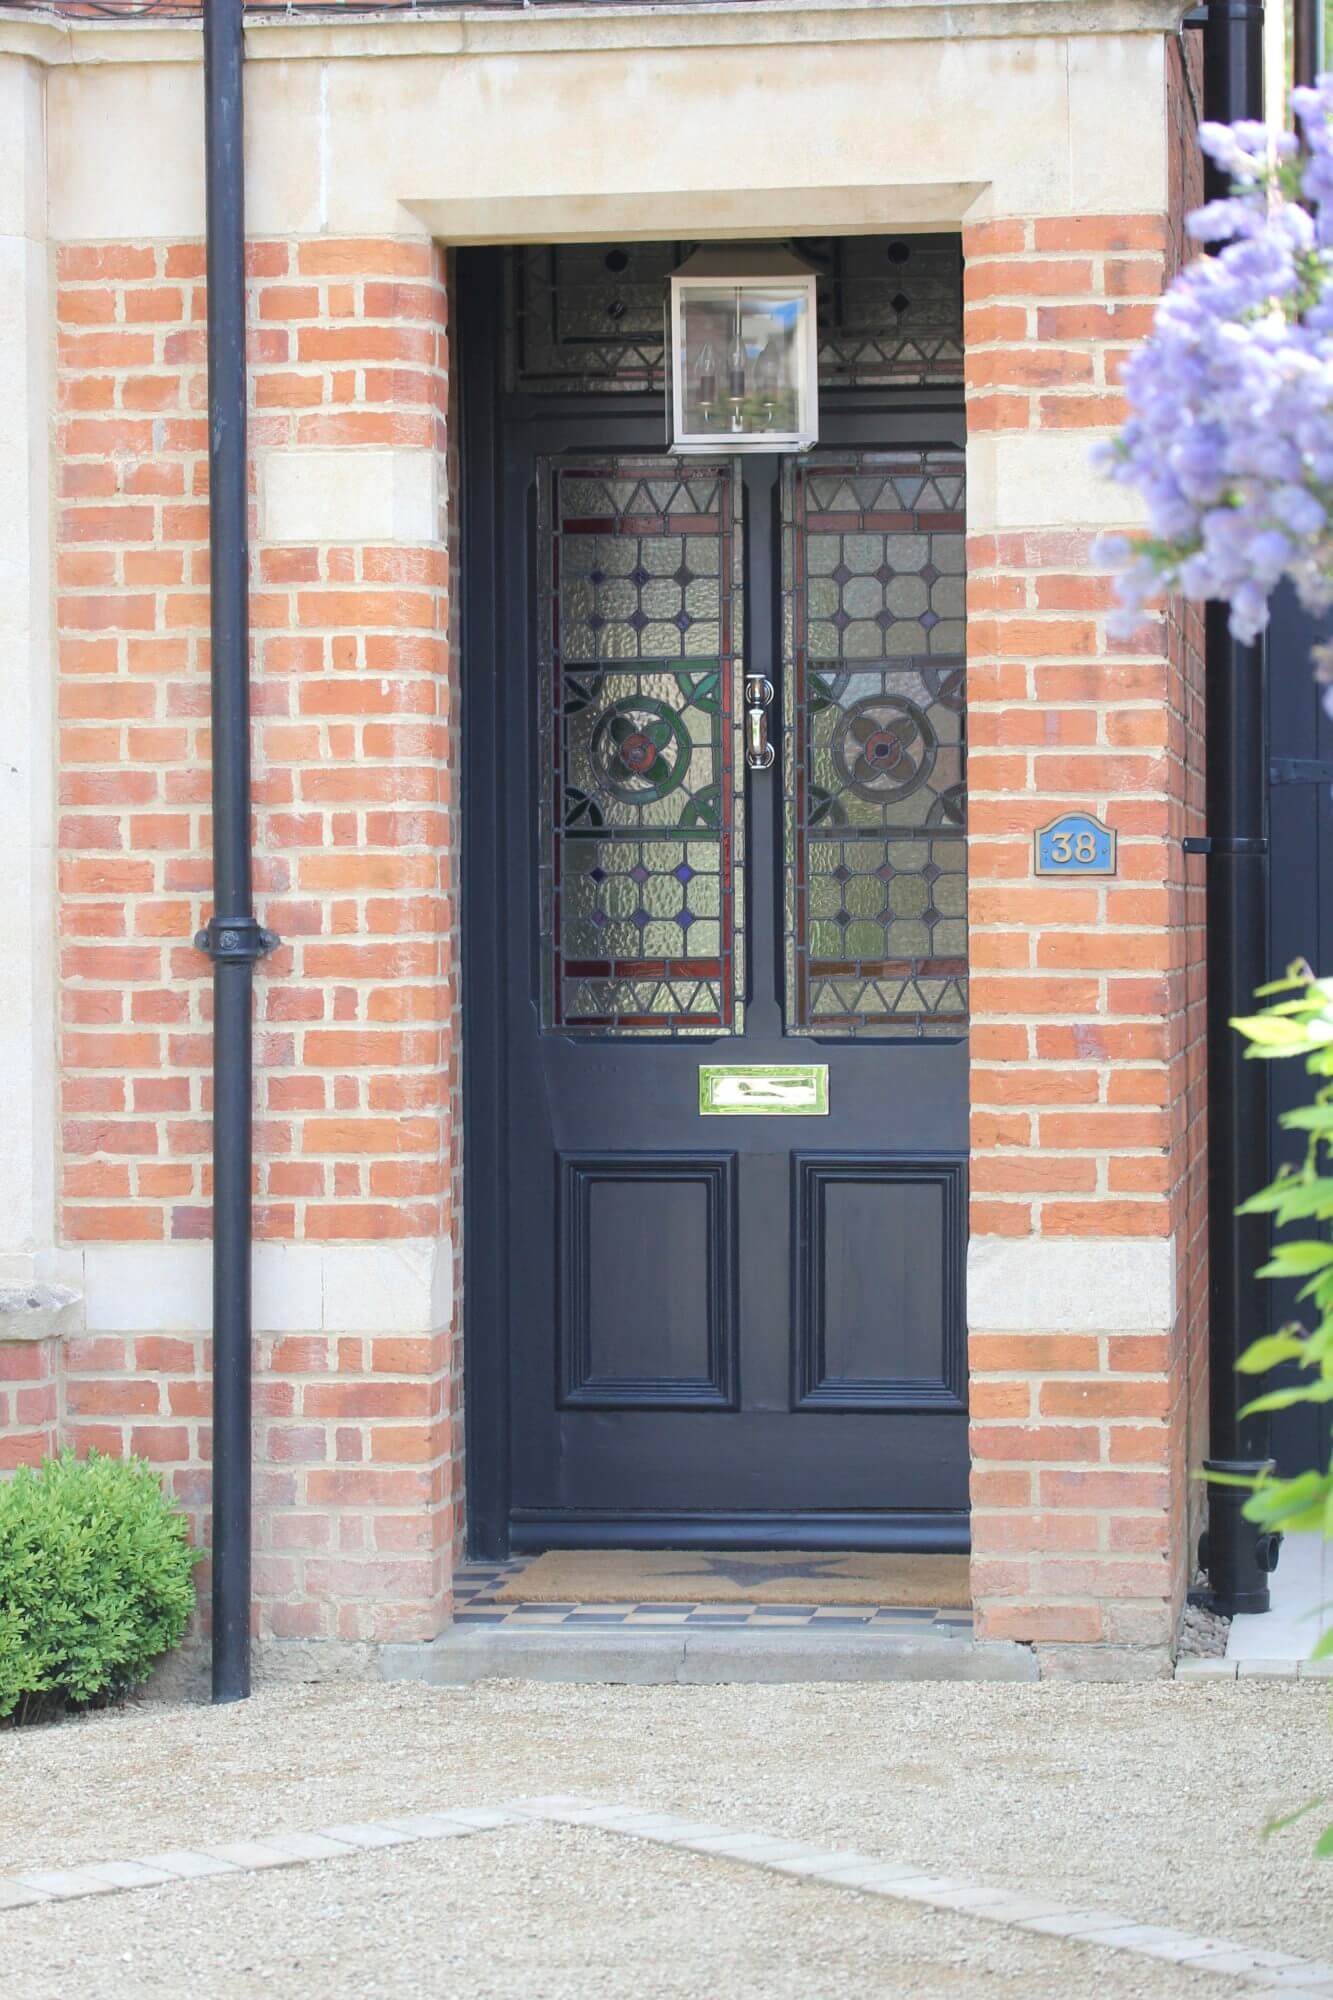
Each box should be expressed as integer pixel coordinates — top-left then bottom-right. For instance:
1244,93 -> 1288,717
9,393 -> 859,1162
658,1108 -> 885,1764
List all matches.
259,1831 -> 356,1861
504,1795 -> 595,1816
201,1841 -> 298,1871
0,1880 -> 52,1909
762,1848 -> 884,1878
1176,1944 -> 1307,1975
1092,1924 -> 1224,1959
11,1867 -> 118,1900
319,1822 -> 413,1849
142,1851 -> 239,1880
1237,1660 -> 1301,1679
815,1859 -> 937,1892
1174,1657 -> 1238,1680
915,1883 -> 1019,1913
869,1875 -> 977,1905
431,1806 -> 527,1830
1248,1969 -> 1333,1992
963,1893 -> 1078,1923
378,1814 -> 488,1839
681,1834 -> 812,1862
1016,1908 -> 1143,1938
83,1859 -> 177,1889
1296,1658 -> 1333,1679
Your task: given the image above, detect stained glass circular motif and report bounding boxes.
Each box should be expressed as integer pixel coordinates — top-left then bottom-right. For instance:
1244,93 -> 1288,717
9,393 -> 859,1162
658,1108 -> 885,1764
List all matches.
591,697 -> 691,802
832,694 -> 937,804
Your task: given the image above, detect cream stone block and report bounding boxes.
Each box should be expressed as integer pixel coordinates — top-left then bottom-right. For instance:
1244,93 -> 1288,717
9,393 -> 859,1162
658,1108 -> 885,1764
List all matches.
260,449 -> 438,547
43,21 -> 1175,243
967,1237 -> 1177,1334
47,56 -> 324,245
1067,34 -> 1167,218
320,1241 -> 452,1335
410,183 -> 986,247
0,53 -> 54,1268
0,56 -> 44,241
967,431 -> 1146,535
79,1241 -> 453,1335
325,39 -> 1072,237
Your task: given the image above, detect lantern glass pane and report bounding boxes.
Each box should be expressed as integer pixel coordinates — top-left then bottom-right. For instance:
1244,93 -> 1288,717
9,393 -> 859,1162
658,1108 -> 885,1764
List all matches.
679,284 -> 805,440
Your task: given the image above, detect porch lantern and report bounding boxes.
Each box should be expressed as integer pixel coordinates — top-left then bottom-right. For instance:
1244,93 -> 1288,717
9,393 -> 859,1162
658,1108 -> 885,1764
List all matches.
668,246 -> 818,454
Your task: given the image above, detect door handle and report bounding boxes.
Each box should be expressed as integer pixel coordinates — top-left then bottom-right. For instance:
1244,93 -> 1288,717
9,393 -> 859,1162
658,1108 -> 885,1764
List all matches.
745,675 -> 775,770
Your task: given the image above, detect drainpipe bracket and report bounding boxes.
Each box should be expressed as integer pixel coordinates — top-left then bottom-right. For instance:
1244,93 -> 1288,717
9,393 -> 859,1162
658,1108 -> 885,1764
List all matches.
194,915 -> 281,964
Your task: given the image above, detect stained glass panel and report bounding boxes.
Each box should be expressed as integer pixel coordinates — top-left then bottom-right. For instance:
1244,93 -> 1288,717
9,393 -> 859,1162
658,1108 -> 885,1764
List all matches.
782,450 -> 967,1038
508,237 -> 962,396
539,456 -> 744,1035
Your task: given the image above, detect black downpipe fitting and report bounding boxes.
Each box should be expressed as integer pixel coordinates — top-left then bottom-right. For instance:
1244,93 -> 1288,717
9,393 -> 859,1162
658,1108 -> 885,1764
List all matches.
1293,0 -> 1324,96
197,0 -> 278,1704
1197,0 -> 1277,1617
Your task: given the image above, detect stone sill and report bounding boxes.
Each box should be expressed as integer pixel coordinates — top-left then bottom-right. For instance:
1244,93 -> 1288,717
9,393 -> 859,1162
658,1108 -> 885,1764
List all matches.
0,0 -> 1194,69
0,1285 -> 81,1344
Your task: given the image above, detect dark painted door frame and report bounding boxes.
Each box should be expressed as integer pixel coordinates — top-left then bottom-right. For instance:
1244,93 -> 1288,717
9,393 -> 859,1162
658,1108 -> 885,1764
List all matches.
457,246 -> 970,1558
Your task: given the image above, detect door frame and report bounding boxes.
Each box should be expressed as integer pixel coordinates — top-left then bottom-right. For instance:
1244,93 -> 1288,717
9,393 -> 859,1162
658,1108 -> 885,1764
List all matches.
457,244 -> 971,1559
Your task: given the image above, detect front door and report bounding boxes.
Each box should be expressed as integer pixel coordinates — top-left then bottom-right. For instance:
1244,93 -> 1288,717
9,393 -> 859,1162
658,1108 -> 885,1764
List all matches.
462,248 -> 971,1554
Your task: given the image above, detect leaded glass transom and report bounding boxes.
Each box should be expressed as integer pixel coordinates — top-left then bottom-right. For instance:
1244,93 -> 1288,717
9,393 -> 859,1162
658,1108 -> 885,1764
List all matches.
782,450 -> 967,1038
508,237 -> 962,396
539,457 -> 745,1035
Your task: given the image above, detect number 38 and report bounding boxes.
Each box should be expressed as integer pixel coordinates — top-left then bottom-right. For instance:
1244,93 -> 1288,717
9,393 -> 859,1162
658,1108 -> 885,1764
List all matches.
1050,829 -> 1098,865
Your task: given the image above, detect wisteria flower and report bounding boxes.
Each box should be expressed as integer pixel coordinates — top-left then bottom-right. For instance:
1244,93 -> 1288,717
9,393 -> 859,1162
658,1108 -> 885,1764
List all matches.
1097,79 -> 1333,680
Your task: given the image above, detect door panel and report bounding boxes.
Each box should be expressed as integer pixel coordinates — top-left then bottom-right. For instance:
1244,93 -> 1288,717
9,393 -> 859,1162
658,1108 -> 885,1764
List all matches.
476,366 -> 971,1549
793,1154 -> 966,1411
559,1152 -> 738,1409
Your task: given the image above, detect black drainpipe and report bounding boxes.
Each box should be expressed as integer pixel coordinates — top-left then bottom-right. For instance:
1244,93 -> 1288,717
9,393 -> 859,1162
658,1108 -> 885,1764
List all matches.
197,0 -> 277,1704
1193,0 -> 1278,1616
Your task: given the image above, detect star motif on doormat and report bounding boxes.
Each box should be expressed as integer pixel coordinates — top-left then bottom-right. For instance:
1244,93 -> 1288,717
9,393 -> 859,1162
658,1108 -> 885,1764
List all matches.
660,1555 -> 849,1587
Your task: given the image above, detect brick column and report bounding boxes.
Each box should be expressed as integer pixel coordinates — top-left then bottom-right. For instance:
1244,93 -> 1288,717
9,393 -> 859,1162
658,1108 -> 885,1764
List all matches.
52,233 -> 457,1658
962,184 -> 1205,1668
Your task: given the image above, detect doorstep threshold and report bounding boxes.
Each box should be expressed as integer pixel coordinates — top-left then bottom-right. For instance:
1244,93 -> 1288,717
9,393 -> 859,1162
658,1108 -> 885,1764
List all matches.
379,1623 -> 1037,1687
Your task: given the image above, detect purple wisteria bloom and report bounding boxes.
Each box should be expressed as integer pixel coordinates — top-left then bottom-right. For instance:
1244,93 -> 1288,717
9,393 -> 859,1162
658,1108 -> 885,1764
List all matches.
1097,81 -> 1333,679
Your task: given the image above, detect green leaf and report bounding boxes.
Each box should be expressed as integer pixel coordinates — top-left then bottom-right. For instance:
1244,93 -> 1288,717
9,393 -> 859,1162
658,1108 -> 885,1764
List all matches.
1279,1103 -> 1333,1132
1240,1385 -> 1332,1416
1231,1014 -> 1311,1047
1257,1242 -> 1333,1277
1236,1332 -> 1309,1374
1315,1822 -> 1333,1859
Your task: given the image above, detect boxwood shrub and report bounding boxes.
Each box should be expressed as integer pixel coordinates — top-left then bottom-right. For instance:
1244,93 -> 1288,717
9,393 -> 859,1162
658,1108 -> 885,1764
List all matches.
0,1450 -> 200,1724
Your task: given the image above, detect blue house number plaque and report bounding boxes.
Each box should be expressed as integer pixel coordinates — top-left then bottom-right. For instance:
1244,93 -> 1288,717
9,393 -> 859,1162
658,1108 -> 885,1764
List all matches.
1034,811 -> 1117,877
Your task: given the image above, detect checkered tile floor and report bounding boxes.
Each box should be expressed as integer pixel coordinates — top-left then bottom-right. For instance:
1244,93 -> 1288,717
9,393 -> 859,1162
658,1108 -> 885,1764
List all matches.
453,1561 -> 973,1634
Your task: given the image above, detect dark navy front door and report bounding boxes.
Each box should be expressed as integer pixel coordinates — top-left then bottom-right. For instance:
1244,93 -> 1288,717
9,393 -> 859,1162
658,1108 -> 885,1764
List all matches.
461,249 -> 972,1553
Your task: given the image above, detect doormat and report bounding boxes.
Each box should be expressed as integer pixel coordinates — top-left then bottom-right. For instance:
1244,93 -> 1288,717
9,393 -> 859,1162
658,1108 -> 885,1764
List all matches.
487,1550 -> 970,1608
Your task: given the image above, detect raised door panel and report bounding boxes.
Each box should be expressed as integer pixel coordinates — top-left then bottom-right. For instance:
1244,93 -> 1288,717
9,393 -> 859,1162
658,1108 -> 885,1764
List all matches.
794,1155 -> 965,1411
559,1153 -> 738,1409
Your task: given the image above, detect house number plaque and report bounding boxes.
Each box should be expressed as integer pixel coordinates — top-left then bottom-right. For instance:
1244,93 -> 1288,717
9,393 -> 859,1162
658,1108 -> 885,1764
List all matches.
1034,811 -> 1117,878
699,1064 -> 829,1116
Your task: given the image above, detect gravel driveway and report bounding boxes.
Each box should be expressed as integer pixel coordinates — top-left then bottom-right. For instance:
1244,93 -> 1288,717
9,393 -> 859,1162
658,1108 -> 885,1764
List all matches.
2,1678 -> 1329,1997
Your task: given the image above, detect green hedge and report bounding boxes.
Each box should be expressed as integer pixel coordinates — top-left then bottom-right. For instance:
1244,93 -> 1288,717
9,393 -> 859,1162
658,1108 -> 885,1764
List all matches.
0,1450 -> 201,1724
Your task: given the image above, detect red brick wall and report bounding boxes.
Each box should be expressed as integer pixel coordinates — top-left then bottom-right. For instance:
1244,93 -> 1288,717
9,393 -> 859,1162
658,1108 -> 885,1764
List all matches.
53,235 -> 458,1647
963,196 -> 1206,1655
0,1341 -> 60,1473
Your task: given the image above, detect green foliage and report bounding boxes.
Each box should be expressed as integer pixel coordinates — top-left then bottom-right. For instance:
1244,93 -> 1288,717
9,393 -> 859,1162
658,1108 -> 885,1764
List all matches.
0,1450 -> 200,1725
1230,964 -> 1333,1854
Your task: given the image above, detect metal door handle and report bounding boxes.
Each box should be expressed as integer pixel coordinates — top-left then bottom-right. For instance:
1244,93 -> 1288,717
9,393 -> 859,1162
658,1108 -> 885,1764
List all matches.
745,675 -> 775,770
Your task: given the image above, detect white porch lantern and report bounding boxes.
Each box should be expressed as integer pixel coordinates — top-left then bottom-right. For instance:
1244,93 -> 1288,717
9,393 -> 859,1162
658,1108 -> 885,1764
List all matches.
668,246 -> 818,454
